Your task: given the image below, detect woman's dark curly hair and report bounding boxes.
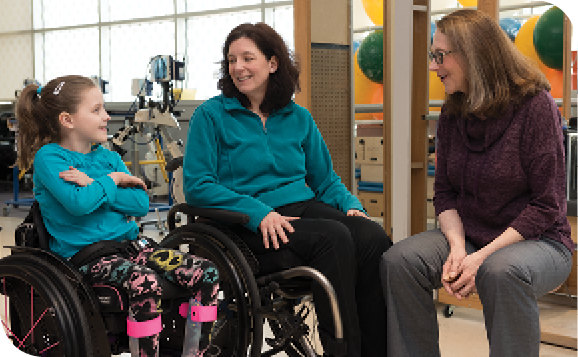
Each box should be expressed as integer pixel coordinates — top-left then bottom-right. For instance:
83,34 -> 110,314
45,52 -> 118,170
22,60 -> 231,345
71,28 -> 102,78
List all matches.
218,22 -> 300,114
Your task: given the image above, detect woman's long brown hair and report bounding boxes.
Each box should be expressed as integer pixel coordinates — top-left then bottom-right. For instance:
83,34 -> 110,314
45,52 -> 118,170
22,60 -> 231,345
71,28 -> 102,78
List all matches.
437,9 -> 550,118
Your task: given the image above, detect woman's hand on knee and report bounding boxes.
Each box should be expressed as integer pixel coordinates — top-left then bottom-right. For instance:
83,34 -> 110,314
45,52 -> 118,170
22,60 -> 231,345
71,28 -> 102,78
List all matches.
59,166 -> 94,186
347,209 -> 369,219
259,212 -> 299,250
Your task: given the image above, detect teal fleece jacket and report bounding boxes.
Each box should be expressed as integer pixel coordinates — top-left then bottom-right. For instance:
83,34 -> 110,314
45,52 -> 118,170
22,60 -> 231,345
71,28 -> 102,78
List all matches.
183,94 -> 363,232
33,144 -> 149,258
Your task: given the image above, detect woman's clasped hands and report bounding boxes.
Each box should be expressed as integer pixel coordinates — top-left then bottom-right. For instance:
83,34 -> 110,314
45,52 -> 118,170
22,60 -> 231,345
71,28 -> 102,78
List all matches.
442,248 -> 485,300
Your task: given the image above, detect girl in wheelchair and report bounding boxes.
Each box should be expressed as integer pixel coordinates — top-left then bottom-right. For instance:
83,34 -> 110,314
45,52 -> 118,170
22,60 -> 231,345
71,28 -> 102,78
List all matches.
15,75 -> 219,357
183,23 -> 393,357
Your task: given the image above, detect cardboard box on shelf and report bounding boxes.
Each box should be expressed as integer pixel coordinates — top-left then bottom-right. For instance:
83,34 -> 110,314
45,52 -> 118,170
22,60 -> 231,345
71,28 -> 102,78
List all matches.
357,190 -> 384,218
356,136 -> 383,164
360,164 -> 383,183
356,124 -> 383,137
364,137 -> 383,164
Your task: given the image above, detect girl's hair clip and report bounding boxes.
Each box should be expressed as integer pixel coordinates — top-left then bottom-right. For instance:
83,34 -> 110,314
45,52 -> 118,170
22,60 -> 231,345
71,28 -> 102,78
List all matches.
36,86 -> 42,96
53,82 -> 65,95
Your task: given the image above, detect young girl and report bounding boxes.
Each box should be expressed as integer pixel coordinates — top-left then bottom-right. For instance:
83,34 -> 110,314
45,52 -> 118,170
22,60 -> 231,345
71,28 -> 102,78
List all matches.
15,75 -> 219,357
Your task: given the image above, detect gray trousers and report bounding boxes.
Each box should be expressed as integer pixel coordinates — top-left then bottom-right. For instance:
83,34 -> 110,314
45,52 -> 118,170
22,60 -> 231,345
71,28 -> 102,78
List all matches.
379,228 -> 573,357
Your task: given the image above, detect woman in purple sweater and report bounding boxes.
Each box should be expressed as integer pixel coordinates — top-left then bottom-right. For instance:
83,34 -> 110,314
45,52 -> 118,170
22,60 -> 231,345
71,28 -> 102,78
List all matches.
380,9 -> 574,357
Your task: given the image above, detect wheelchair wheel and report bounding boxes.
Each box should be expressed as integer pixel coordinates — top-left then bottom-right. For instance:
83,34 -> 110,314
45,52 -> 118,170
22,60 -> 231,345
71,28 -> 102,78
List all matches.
0,254 -> 93,356
160,223 -> 263,357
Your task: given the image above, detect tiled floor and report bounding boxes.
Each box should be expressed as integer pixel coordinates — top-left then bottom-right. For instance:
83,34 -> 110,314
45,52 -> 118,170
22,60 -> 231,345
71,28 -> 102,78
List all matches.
0,195 -> 576,357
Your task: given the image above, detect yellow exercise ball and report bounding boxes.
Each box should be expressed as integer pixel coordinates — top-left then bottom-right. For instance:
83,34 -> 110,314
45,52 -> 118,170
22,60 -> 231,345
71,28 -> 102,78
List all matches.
361,0 -> 383,26
458,0 -> 477,6
354,51 -> 382,120
514,16 -> 548,72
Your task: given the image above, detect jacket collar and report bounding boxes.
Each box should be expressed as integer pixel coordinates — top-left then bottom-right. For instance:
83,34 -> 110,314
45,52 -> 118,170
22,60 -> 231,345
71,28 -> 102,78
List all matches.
221,94 -> 296,116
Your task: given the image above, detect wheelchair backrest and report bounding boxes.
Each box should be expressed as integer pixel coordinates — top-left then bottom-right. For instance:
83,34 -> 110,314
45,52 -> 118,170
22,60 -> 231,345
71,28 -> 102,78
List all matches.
15,201 -> 52,251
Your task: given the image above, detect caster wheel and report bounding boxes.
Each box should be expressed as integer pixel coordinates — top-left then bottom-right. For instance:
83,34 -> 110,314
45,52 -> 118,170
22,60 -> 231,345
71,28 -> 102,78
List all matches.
443,305 -> 454,318
3,206 -> 9,216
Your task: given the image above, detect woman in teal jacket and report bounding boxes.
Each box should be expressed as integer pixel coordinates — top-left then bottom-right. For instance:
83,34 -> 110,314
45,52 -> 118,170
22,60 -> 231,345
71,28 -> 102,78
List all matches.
183,23 -> 392,357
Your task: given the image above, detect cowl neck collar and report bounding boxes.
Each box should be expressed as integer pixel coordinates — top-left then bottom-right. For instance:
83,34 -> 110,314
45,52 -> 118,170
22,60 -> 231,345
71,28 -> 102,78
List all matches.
455,103 -> 515,209
456,103 -> 515,152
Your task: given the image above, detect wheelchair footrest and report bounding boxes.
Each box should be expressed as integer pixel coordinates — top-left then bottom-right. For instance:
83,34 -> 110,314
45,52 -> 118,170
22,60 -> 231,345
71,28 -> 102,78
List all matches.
126,315 -> 163,338
266,309 -> 309,349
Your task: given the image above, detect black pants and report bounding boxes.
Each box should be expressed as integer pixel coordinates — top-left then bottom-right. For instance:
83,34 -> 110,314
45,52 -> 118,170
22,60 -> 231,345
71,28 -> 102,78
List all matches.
230,199 -> 391,357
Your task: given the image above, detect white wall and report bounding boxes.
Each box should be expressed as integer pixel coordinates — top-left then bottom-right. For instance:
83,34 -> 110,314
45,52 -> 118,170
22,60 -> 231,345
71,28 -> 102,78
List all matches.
0,0 -> 33,101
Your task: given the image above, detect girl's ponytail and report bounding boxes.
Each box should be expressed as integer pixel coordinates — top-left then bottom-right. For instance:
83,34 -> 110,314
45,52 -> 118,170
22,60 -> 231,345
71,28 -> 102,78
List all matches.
15,84 -> 47,170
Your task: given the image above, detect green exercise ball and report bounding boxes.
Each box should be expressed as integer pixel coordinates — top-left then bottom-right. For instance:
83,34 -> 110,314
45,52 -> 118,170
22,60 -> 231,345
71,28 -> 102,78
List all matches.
357,31 -> 383,84
533,6 -> 564,70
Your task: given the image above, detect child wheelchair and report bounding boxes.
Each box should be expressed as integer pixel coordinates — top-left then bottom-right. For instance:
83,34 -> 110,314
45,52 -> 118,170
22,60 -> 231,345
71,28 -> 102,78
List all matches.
0,201 -> 344,357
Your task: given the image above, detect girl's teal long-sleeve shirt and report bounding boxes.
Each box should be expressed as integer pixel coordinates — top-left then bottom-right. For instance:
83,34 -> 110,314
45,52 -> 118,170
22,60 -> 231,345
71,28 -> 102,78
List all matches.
183,95 -> 364,232
33,144 -> 149,258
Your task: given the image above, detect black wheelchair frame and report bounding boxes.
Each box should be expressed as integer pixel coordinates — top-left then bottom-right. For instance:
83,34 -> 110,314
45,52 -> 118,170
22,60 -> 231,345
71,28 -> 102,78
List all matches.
0,202 -> 344,357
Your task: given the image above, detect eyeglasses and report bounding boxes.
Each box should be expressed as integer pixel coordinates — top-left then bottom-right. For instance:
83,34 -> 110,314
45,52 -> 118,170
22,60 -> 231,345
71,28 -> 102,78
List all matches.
428,51 -> 454,65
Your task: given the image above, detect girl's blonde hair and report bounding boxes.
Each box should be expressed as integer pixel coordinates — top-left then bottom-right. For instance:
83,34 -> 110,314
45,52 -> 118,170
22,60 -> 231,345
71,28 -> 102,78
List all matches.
437,9 -> 550,118
15,75 -> 96,170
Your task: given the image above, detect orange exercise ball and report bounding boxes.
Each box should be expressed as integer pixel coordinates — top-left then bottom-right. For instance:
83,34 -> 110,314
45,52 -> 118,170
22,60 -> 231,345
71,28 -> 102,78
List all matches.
354,51 -> 382,120
370,85 -> 384,120
361,0 -> 383,26
514,16 -> 548,72
458,0 -> 477,7
543,67 -> 563,99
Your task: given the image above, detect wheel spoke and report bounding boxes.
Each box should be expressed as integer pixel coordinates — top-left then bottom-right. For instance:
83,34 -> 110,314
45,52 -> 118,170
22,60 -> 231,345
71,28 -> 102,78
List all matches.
30,286 -> 33,344
0,255 -> 93,356
2,277 -> 21,345
2,319 -> 22,345
18,307 -> 49,350
39,341 -> 60,354
2,277 -> 6,335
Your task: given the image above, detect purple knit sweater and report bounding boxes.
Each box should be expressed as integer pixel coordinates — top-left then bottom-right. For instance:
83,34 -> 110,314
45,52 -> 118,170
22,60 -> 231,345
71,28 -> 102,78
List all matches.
434,90 -> 574,253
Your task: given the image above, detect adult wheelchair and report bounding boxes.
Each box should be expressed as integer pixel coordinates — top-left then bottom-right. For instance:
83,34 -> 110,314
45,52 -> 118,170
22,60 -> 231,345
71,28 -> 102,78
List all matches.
0,201 -> 344,356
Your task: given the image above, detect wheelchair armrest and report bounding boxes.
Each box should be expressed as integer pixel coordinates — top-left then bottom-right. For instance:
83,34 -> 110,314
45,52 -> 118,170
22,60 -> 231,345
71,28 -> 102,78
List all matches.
168,203 -> 251,230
